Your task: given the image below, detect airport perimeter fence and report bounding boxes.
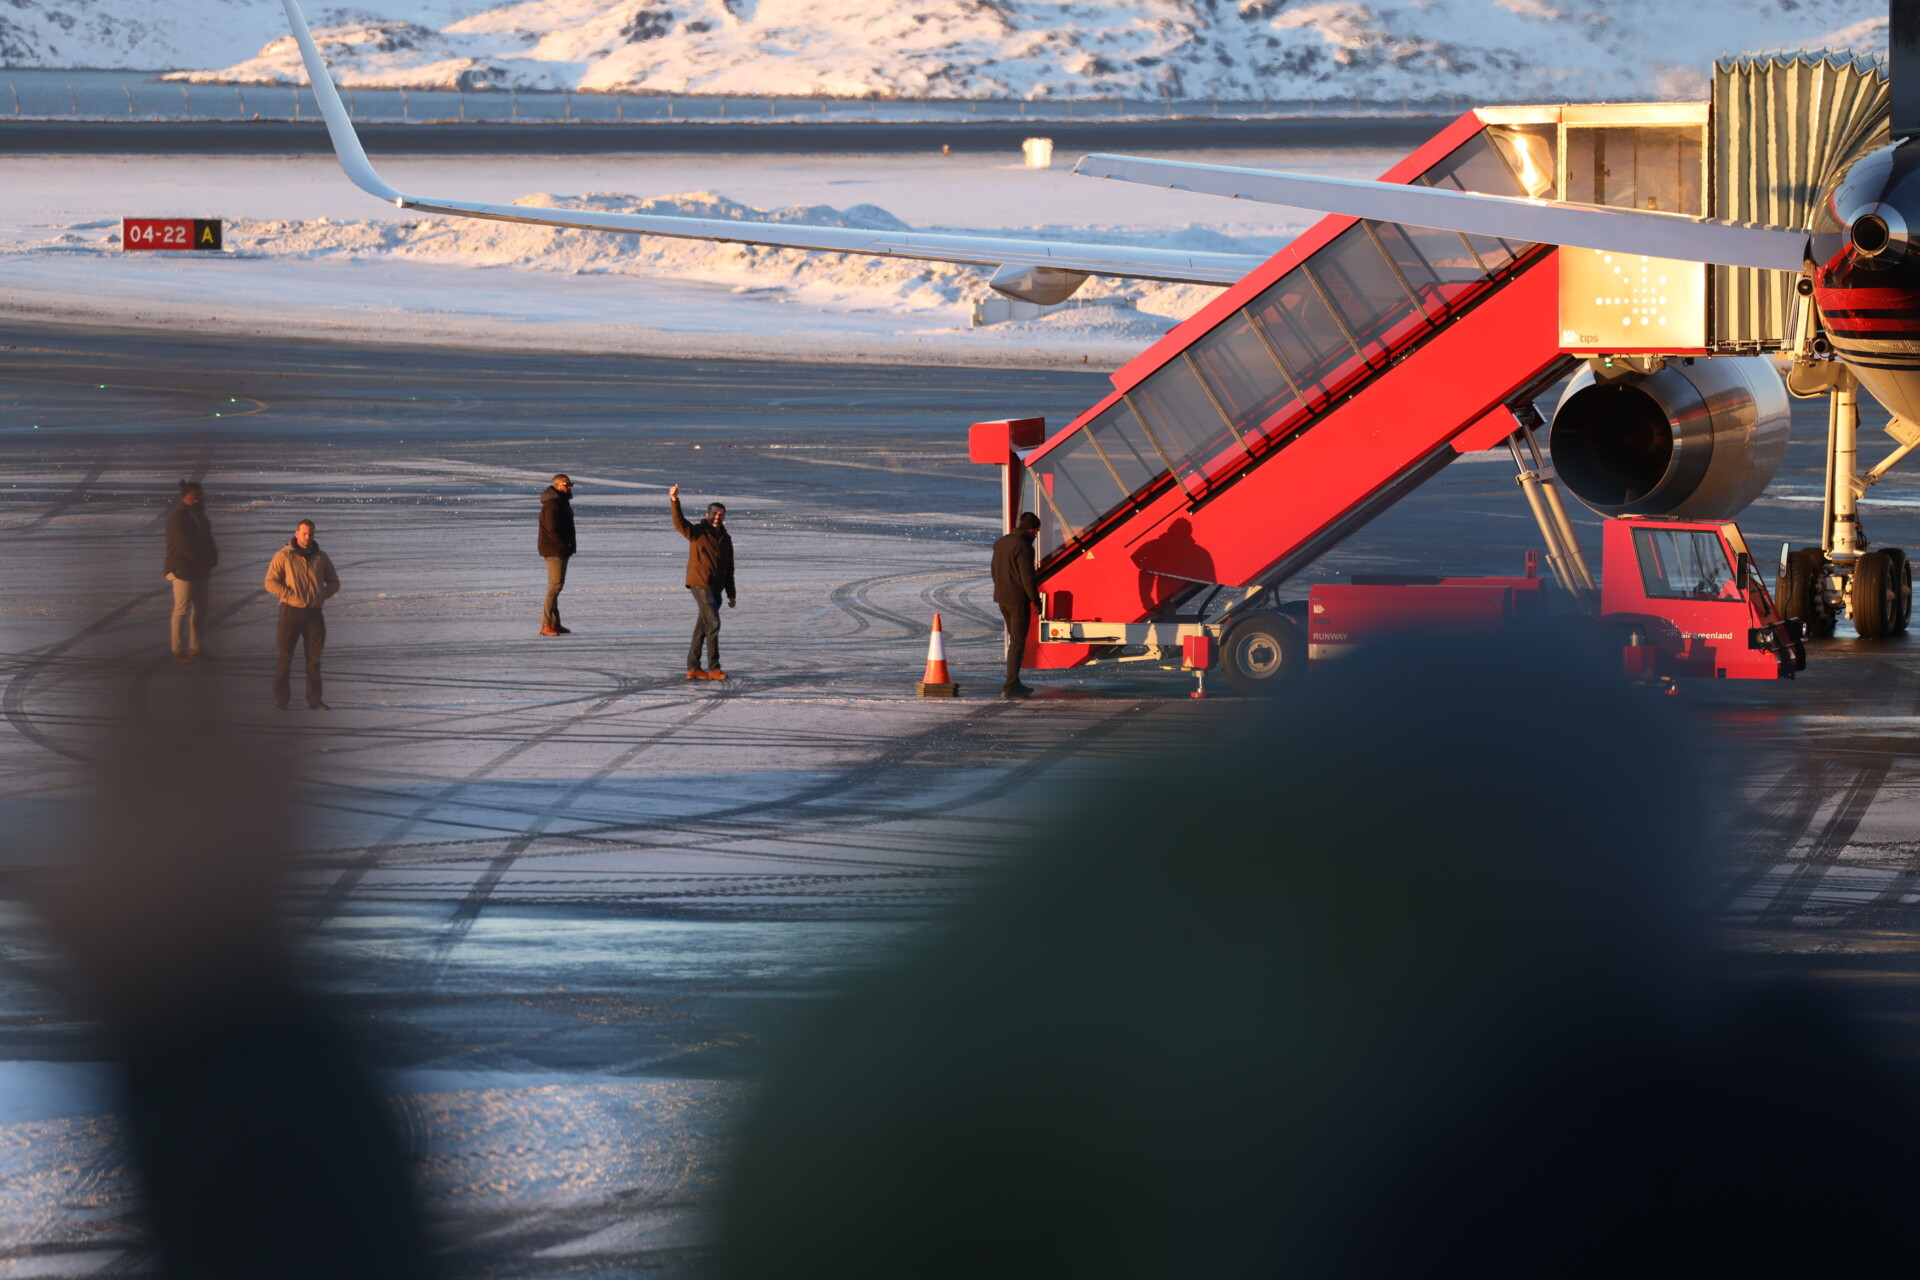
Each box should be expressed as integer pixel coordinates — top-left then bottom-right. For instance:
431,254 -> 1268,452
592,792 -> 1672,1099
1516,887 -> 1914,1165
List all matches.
0,68 -> 1479,124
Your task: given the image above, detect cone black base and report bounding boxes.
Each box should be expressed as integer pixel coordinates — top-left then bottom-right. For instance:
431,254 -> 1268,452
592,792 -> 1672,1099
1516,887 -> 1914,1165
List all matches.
915,682 -> 959,697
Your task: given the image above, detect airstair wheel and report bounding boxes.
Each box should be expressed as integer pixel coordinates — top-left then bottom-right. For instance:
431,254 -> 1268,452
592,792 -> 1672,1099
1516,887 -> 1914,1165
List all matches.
1220,612 -> 1303,696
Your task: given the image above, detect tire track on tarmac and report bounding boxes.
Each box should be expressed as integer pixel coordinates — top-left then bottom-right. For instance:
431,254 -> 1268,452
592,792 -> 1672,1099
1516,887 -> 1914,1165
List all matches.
430,692 -> 740,958
310,667 -> 665,921
1753,756 -> 1893,927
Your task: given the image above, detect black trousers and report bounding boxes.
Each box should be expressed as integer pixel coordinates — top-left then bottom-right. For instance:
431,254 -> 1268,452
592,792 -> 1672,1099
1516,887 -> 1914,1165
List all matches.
274,605 -> 326,707
688,587 -> 724,669
1000,603 -> 1031,691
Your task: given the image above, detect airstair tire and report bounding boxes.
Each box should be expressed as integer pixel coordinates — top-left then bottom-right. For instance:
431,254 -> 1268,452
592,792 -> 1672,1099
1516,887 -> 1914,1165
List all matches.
1884,548 -> 1912,634
1851,551 -> 1897,639
1220,611 -> 1303,696
1777,548 -> 1834,638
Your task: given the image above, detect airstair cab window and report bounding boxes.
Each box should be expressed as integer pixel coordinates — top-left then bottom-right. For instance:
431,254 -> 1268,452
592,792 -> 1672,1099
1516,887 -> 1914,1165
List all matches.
1632,527 -> 1739,600
1188,311 -> 1302,441
1247,268 -> 1364,404
1416,132 -> 1532,269
1315,224 -> 1423,353
1563,125 -> 1704,215
1128,358 -> 1236,479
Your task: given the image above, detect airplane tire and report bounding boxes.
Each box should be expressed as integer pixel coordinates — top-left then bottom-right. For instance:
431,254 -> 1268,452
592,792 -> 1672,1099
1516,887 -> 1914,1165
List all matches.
1852,551 -> 1897,639
1220,611 -> 1304,696
1886,548 -> 1912,633
1777,548 -> 1834,638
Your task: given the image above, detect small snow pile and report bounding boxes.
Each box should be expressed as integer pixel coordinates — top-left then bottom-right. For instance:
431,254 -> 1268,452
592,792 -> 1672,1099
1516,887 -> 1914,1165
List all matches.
19,0 -> 1882,104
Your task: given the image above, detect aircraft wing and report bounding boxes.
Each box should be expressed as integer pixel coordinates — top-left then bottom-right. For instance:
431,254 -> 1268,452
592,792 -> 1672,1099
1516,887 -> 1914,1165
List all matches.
1073,153 -> 1812,274
278,0 -> 1261,287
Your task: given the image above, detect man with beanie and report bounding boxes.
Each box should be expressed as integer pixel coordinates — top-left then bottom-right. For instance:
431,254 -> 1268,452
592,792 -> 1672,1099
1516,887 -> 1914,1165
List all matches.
538,474 -> 577,636
669,483 -> 735,679
991,512 -> 1042,700
264,519 -> 340,711
164,479 -> 219,662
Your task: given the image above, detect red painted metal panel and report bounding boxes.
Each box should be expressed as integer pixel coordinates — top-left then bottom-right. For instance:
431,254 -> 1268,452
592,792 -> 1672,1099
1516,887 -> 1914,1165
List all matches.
968,417 -> 1047,464
1308,583 -> 1514,662
1027,253 -> 1566,668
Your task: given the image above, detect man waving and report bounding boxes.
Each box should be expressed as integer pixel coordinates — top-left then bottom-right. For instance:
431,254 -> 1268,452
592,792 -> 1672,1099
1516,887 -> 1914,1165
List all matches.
670,483 -> 736,680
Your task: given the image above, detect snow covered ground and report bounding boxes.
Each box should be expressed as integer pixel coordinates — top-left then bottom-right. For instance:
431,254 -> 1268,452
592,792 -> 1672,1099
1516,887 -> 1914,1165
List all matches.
0,145 -> 1394,366
0,0 -> 1890,104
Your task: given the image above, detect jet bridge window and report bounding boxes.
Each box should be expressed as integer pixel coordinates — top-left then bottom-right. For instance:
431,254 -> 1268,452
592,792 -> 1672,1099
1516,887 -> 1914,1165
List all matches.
1632,527 -> 1739,600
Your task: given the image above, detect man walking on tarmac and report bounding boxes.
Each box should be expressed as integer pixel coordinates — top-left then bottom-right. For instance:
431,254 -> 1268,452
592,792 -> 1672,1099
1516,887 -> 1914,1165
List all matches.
670,483 -> 735,679
164,479 -> 219,662
538,474 -> 576,635
264,519 -> 340,711
992,511 -> 1042,700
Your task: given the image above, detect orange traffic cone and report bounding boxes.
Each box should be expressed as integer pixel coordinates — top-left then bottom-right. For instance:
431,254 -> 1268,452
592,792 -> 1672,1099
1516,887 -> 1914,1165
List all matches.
916,613 -> 958,697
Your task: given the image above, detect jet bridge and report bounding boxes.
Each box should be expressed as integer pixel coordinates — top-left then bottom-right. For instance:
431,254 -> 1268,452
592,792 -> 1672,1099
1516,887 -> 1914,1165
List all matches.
981,111 -> 1583,680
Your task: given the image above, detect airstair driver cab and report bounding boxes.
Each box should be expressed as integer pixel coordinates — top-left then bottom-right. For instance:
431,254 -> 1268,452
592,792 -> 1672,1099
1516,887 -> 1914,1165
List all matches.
1600,518 -> 1802,680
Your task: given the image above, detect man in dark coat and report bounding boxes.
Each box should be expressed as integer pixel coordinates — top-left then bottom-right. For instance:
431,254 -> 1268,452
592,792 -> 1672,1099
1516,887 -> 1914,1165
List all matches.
991,511 -> 1042,699
537,474 -> 577,636
670,483 -> 735,679
164,480 -> 219,662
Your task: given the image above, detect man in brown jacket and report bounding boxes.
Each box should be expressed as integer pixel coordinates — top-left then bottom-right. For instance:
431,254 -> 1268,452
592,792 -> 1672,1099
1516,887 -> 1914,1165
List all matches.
670,483 -> 735,679
990,512 -> 1042,700
263,519 -> 340,711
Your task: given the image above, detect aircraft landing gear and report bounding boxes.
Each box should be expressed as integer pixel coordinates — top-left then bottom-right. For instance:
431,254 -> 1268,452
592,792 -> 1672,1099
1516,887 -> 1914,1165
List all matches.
1778,363 -> 1917,641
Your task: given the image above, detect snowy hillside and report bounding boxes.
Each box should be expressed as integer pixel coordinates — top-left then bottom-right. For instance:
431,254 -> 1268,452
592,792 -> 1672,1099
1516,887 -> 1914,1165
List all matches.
0,1 -> 1891,103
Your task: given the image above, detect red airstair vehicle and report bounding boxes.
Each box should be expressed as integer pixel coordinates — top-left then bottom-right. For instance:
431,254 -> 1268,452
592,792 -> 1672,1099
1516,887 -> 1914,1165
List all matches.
970,110 -> 1803,692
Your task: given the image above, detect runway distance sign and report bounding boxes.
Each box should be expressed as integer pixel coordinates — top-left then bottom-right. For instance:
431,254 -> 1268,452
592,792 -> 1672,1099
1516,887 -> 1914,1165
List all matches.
121,218 -> 224,252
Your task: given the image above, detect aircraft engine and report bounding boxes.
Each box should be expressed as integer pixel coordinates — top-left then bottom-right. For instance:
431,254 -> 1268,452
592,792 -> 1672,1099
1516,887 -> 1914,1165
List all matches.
988,263 -> 1091,305
1547,355 -> 1791,520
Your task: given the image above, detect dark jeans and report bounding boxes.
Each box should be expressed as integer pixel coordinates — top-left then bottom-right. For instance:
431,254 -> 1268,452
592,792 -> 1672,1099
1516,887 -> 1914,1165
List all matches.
1000,603 -> 1032,691
274,605 -> 327,707
688,588 -> 723,670
542,554 -> 569,629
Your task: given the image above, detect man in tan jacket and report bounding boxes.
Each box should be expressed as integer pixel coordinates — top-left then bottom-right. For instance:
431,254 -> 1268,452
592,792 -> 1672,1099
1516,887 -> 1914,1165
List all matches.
263,519 -> 340,710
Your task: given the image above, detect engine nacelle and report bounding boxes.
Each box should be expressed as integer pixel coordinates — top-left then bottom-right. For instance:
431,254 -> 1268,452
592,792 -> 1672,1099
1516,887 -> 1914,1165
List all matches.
1548,355 -> 1790,520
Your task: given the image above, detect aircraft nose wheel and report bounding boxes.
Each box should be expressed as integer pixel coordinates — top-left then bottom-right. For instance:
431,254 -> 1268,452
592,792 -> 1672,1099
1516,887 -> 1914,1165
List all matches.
1849,549 -> 1912,638
1777,547 -> 1836,638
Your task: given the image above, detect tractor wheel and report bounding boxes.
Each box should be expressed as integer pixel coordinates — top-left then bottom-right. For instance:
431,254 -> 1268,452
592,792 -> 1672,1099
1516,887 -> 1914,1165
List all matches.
1885,548 -> 1912,633
1852,551 -> 1898,639
1220,611 -> 1304,696
1777,548 -> 1834,638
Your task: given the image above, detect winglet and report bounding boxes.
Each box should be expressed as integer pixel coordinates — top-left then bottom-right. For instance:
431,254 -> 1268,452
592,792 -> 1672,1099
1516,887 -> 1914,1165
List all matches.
280,0 -> 406,204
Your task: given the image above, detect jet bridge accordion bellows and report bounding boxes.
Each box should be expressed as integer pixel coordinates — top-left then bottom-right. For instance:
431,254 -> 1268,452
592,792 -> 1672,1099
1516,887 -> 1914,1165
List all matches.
1712,51 -> 1890,350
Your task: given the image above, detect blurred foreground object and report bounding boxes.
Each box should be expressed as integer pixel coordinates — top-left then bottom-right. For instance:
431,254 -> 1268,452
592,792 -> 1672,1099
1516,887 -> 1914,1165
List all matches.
717,627 -> 1920,1277
36,663 -> 430,1280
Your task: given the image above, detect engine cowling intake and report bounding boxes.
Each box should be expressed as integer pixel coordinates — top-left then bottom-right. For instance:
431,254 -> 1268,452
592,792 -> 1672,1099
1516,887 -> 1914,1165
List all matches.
1548,356 -> 1790,519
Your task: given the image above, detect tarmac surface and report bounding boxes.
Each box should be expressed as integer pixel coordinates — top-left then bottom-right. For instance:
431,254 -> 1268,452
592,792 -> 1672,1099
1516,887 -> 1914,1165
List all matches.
0,116 -> 1452,155
4,322 -> 1920,1273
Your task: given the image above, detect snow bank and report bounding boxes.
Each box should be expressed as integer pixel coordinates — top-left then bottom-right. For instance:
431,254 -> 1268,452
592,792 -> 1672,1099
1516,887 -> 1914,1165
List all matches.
0,185 -> 1224,365
6,0 -> 1888,105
